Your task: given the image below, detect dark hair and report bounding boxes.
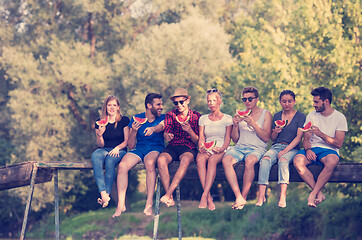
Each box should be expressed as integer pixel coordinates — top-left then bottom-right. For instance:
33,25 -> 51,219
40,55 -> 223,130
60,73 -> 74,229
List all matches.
311,87 -> 332,103
242,86 -> 259,98
145,93 -> 162,109
279,90 -> 296,101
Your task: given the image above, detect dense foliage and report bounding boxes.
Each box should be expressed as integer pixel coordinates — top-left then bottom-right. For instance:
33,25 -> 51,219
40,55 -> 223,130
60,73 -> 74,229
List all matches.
0,0 -> 360,237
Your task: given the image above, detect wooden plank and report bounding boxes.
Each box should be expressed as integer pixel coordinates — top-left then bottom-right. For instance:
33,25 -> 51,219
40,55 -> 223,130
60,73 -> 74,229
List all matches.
1,161 -> 361,191
0,162 -> 53,191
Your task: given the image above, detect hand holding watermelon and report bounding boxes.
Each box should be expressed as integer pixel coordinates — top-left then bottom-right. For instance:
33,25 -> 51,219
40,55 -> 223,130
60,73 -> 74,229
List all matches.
301,121 -> 313,132
95,126 -> 106,137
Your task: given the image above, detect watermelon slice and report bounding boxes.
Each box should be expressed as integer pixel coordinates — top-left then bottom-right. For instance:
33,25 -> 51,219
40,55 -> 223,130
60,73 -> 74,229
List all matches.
275,120 -> 288,128
236,109 -> 252,118
176,115 -> 190,124
203,141 -> 216,150
96,116 -> 108,127
301,121 -> 313,132
133,116 -> 148,124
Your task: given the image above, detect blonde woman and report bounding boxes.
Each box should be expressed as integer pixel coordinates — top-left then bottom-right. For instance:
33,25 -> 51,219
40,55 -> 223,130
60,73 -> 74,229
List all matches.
197,89 -> 233,210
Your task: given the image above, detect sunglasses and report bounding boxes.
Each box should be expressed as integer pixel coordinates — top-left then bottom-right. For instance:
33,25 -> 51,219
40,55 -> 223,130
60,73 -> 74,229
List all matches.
242,97 -> 257,102
173,100 -> 186,106
206,89 -> 219,94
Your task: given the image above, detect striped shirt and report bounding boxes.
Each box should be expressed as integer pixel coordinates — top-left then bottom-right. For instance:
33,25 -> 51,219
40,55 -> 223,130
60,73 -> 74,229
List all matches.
164,108 -> 201,149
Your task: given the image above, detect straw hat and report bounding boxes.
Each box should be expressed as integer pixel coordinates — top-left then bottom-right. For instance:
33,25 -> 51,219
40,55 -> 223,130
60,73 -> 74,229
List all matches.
169,88 -> 191,100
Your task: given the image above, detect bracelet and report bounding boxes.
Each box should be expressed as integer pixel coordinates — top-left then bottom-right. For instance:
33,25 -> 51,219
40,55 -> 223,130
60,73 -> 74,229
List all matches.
305,148 -> 311,152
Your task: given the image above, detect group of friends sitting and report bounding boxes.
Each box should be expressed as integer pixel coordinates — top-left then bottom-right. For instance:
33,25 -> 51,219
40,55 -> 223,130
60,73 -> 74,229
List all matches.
91,86 -> 348,218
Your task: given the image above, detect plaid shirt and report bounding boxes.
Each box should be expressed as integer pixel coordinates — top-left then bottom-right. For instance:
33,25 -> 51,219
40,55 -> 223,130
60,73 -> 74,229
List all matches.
164,108 -> 201,149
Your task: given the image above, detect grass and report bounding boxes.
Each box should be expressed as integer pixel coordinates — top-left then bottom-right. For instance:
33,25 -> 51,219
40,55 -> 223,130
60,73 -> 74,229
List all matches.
25,191 -> 362,240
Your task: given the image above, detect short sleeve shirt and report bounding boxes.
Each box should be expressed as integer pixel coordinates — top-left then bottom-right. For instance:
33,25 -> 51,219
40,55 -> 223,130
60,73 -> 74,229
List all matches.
95,116 -> 130,150
199,114 -> 233,143
164,109 -> 201,149
305,110 -> 348,152
128,112 -> 165,148
272,111 -> 306,150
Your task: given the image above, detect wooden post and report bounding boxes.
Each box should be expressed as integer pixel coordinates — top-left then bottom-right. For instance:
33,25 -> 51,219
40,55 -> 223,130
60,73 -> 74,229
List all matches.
153,176 -> 161,240
54,169 -> 60,240
176,185 -> 182,240
20,164 -> 38,240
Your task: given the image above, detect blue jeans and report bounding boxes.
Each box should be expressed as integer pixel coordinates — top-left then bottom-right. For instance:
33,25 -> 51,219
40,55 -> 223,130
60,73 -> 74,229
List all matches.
258,143 -> 298,185
91,148 -> 126,194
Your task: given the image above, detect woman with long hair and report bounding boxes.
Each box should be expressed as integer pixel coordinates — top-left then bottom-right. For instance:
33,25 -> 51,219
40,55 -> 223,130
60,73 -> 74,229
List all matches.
197,89 -> 233,210
91,96 -> 130,207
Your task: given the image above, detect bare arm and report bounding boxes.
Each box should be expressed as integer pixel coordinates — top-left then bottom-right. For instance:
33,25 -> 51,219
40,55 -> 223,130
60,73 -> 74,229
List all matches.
95,126 -> 106,147
302,131 -> 316,161
278,128 -> 303,158
270,126 -> 282,141
127,122 -> 140,149
310,127 -> 345,149
230,115 -> 241,143
144,120 -> 165,136
108,127 -> 130,157
182,122 -> 199,144
198,125 -> 206,148
221,125 -> 233,151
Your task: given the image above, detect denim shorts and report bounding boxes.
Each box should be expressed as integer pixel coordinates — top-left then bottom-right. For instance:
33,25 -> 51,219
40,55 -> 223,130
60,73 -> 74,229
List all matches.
296,147 -> 339,166
225,145 -> 266,163
263,143 -> 298,163
129,145 -> 164,162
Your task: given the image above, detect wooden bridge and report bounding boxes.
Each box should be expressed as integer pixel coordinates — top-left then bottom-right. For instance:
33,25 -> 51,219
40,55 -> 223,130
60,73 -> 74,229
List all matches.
1,161 -> 361,240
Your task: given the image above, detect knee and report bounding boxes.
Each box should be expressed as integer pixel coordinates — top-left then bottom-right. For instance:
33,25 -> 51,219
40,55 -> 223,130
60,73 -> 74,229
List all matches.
222,155 -> 233,167
196,155 -> 207,165
157,157 -> 168,170
293,155 -> 305,169
278,158 -> 289,169
260,157 -> 271,166
117,162 -> 129,174
145,159 -> 156,171
91,149 -> 104,162
324,156 -> 339,170
245,156 -> 258,169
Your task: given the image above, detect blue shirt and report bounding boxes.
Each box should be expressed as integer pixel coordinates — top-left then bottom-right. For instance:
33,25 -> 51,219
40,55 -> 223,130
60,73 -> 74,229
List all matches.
128,112 -> 165,148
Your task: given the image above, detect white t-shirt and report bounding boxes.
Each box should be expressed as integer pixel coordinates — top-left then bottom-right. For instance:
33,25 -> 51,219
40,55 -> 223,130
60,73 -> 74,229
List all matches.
305,110 -> 348,152
199,114 -> 233,147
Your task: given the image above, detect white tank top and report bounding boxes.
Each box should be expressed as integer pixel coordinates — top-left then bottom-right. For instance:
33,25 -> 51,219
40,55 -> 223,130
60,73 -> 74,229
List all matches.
236,109 -> 267,149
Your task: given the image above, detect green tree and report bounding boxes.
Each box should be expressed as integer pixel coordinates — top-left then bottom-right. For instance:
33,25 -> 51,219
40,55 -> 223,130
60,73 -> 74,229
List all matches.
112,14 -> 233,115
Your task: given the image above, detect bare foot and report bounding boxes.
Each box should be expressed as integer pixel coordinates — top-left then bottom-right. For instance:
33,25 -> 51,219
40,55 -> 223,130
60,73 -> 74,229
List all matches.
315,192 -> 326,205
207,196 -> 216,211
102,197 -> 111,208
255,196 -> 266,207
100,192 -> 111,208
143,205 -> 153,216
307,195 -> 317,208
112,206 -> 126,218
160,195 -> 175,207
198,194 -> 207,209
278,199 -> 286,208
232,196 -> 246,210
97,198 -> 103,205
